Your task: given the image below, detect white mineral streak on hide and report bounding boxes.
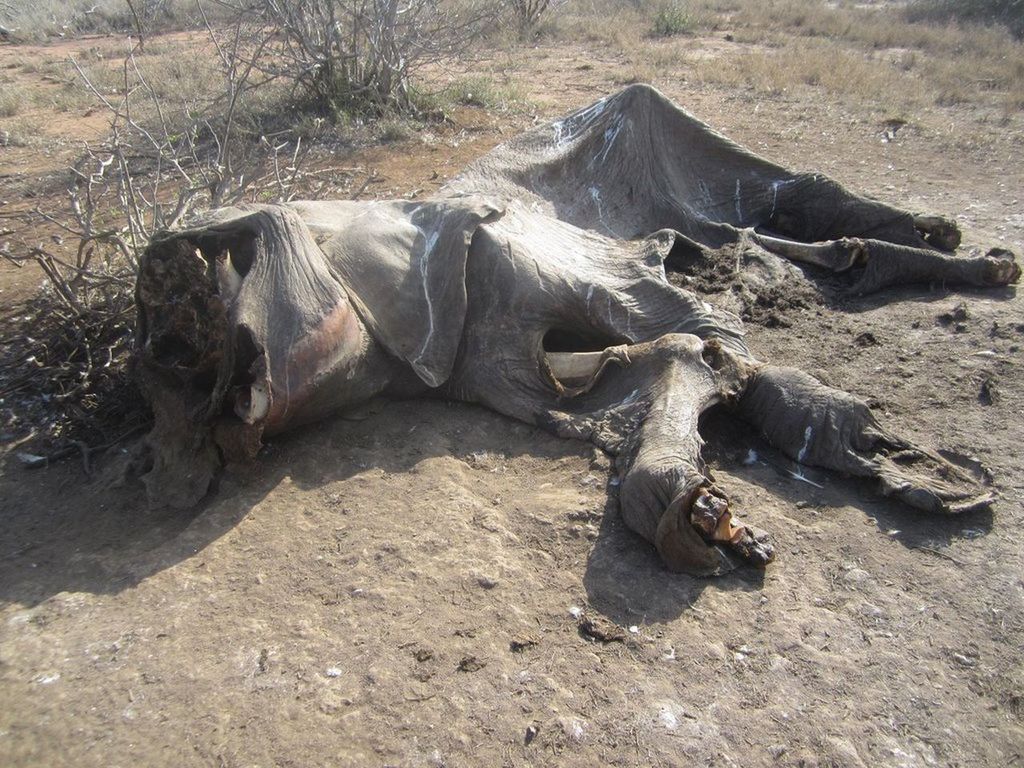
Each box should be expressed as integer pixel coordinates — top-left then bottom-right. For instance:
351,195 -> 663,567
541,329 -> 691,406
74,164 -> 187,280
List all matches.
697,179 -> 713,214
589,186 -> 617,236
411,217 -> 442,385
770,180 -> 782,218
591,113 -> 625,169
791,426 -> 824,488
734,179 -> 743,224
797,425 -> 813,464
552,119 -> 565,149
550,96 -> 609,151
586,285 -> 594,316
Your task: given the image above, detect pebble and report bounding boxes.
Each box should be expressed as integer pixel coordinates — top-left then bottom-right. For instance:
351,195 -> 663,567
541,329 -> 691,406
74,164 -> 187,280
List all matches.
951,653 -> 977,668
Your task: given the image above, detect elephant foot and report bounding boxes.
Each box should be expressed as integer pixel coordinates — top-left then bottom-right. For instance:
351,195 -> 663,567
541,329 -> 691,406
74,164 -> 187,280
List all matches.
872,445 -> 996,515
653,482 -> 774,576
914,213 -> 961,251
978,247 -> 1022,286
688,487 -> 773,565
739,365 -> 996,517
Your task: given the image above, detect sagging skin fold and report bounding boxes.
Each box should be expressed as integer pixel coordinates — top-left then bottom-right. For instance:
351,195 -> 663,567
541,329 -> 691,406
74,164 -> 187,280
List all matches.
134,85 -> 1016,575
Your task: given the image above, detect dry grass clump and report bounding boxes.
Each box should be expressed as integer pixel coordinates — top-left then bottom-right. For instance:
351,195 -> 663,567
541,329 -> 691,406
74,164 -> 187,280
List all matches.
690,39 -> 908,109
0,0 -> 197,41
651,1 -> 703,37
0,87 -> 24,118
443,75 -> 524,109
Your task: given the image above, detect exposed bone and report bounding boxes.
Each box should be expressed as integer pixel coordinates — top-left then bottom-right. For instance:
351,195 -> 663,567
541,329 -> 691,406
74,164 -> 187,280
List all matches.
217,248 -> 243,302
233,383 -> 269,425
689,488 -> 773,567
545,346 -> 631,396
546,351 -> 606,382
752,232 -> 867,272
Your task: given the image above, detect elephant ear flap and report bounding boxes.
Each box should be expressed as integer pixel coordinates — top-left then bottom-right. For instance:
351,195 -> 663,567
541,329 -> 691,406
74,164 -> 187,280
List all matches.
401,196 -> 504,386
329,195 -> 504,388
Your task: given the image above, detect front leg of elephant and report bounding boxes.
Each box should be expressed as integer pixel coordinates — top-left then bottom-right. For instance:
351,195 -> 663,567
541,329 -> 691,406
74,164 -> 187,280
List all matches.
619,341 -> 775,575
539,335 -> 992,576
736,366 -> 995,515
540,334 -> 773,576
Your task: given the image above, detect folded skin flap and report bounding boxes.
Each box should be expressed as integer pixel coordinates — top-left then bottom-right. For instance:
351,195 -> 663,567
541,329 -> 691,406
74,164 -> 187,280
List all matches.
295,196 -> 505,388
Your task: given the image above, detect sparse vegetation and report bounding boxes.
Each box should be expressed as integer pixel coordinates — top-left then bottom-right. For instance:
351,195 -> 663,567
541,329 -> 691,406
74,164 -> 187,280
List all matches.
651,1 -> 698,37
907,0 -> 1024,39
444,75 -> 522,109
0,88 -> 24,118
0,0 -> 199,40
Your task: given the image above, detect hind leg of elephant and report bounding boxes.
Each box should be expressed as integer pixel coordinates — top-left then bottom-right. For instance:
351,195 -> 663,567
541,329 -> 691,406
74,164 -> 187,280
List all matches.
758,174 -> 1020,293
752,231 -> 1020,295
736,365 -> 995,515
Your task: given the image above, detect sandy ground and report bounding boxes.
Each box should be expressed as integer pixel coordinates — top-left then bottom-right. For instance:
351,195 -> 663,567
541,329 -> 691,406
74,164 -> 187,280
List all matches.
1,30 -> 1023,768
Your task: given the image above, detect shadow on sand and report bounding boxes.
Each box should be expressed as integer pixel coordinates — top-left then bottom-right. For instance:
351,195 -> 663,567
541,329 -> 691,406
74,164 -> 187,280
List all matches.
0,401 -> 992,626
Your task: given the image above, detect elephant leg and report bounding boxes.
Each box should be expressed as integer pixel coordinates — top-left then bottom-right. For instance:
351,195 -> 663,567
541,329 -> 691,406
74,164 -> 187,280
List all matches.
751,230 -> 1020,294
849,241 -> 1020,294
760,173 -> 1019,293
542,334 -> 773,575
736,365 -> 995,515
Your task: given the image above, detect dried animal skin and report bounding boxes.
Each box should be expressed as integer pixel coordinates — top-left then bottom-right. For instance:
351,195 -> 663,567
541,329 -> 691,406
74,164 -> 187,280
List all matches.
135,85 -> 1015,575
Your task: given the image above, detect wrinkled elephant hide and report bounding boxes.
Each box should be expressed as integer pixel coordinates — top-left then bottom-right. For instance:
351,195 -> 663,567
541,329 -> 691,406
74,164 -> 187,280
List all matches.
135,84 -> 1018,576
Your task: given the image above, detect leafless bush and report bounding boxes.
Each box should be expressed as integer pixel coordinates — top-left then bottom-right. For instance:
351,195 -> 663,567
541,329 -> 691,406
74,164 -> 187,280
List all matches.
509,0 -> 550,34
0,13 -> 326,458
214,0 -> 502,114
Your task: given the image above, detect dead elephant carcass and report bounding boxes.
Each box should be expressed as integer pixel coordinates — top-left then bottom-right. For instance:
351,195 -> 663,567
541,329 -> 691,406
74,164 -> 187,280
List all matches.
135,84 -> 1018,576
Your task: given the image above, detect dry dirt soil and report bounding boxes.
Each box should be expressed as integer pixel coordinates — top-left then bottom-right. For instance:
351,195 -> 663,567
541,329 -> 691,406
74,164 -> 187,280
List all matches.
1,32 -> 1023,768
